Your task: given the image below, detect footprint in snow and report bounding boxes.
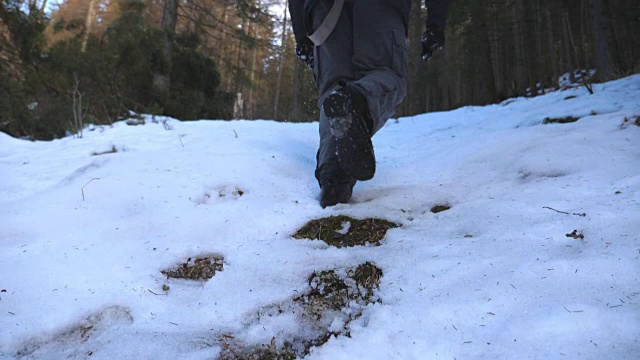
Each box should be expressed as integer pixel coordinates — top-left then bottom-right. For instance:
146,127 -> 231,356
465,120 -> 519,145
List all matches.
193,185 -> 245,205
14,305 -> 133,359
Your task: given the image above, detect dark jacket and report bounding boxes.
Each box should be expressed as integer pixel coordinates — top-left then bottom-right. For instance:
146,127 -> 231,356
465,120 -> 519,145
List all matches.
289,0 -> 451,44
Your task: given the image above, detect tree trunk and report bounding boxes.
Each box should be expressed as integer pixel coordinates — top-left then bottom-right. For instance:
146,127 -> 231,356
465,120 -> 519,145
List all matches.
591,0 -> 614,81
153,0 -> 179,100
289,59 -> 305,121
473,1 -> 497,104
218,5 -> 230,70
561,10 -> 575,83
81,0 -> 97,53
533,0 -> 543,93
246,0 -> 261,119
579,0 -> 587,69
489,17 -> 503,99
247,44 -> 258,119
603,0 -> 621,71
564,12 -> 581,76
273,0 -> 289,120
512,0 -> 527,95
234,17 -> 247,96
405,0 -> 424,116
545,4 -> 558,87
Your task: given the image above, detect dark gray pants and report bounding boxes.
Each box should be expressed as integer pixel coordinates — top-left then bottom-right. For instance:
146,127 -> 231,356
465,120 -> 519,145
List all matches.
312,0 -> 409,183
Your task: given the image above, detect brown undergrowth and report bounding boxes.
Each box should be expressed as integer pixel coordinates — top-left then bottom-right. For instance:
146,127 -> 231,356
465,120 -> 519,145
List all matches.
161,256 -> 224,281
218,262 -> 383,359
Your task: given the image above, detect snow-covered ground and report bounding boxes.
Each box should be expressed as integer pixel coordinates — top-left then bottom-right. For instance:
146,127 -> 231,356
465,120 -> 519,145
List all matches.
1,76 -> 639,359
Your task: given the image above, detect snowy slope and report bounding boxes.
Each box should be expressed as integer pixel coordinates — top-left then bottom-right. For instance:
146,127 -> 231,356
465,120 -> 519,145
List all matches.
1,76 -> 639,359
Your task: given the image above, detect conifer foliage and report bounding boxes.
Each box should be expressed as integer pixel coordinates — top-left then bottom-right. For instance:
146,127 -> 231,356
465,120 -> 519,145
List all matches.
0,0 -> 638,140
0,0 -> 226,140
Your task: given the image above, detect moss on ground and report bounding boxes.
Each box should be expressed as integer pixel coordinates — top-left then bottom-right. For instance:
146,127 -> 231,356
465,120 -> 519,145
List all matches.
161,256 -> 223,281
293,215 -> 399,247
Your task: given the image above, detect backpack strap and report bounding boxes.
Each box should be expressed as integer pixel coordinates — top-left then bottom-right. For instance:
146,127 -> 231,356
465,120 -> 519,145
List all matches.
307,0 -> 344,46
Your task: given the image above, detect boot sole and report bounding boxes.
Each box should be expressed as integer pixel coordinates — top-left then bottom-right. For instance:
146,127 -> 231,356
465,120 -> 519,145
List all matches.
323,94 -> 375,181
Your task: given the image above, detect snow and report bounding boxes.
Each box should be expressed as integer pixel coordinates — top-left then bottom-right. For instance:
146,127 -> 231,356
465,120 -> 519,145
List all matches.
1,75 -> 640,359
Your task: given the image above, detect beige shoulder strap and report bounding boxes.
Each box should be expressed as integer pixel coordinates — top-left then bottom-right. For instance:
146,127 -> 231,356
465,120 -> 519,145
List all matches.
307,0 -> 344,46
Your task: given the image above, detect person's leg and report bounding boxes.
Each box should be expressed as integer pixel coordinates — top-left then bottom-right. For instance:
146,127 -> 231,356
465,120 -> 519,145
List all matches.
318,0 -> 410,185
311,0 -> 357,206
350,0 -> 409,134
310,0 -> 409,205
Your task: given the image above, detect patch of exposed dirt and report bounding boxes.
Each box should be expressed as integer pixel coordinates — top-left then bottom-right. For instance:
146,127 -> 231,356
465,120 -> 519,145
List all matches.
293,215 -> 399,247
519,170 -> 567,182
219,337 -> 297,360
543,116 -> 580,124
431,204 -> 451,213
90,145 -> 118,156
218,262 -> 383,359
218,186 -> 244,198
162,256 -> 224,281
621,116 -> 640,129
566,230 -> 585,239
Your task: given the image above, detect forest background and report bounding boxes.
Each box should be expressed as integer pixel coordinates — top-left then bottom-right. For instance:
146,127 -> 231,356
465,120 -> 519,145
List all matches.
0,0 -> 638,140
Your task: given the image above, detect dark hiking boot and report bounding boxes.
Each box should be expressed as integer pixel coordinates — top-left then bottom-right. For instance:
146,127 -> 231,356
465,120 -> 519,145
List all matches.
315,125 -> 357,208
322,86 -> 375,181
319,178 -> 355,208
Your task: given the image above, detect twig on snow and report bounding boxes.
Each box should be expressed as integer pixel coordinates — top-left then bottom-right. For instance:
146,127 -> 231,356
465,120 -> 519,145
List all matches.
563,305 -> 584,313
543,206 -> 586,217
543,206 -> 569,214
81,178 -> 100,201
148,289 -> 167,296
